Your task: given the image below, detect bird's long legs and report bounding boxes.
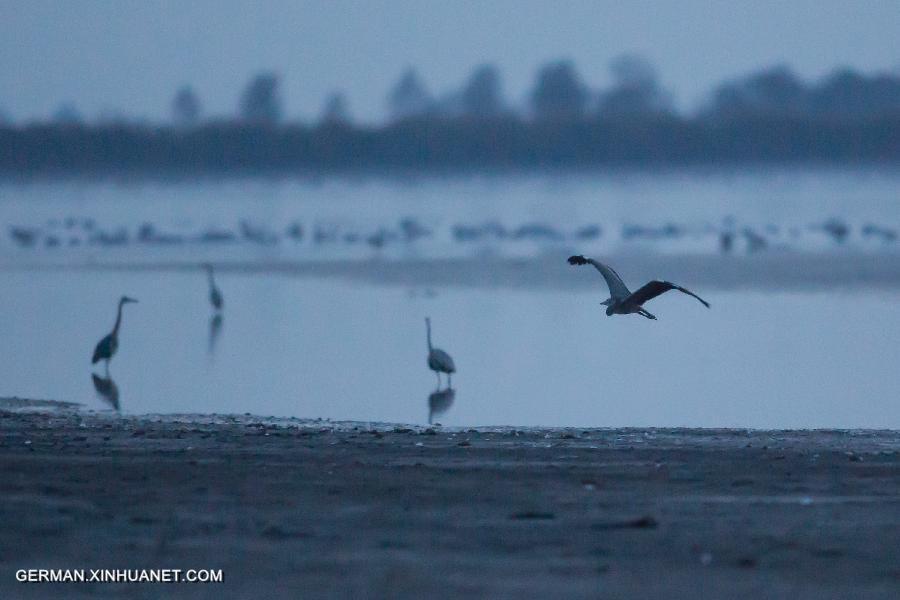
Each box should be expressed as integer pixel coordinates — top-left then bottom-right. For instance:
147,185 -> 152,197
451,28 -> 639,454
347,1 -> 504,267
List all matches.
638,309 -> 657,320
447,373 -> 452,389
435,371 -> 442,388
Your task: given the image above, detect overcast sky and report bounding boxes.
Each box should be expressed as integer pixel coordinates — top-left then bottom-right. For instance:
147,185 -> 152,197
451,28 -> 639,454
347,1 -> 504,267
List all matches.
1,0 -> 898,123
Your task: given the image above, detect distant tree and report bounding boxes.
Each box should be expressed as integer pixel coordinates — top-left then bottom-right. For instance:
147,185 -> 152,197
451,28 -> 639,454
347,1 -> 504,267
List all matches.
320,92 -> 351,125
811,68 -> 900,117
530,60 -> 589,120
598,54 -> 672,118
745,66 -> 808,113
239,72 -> 282,124
53,102 -> 83,125
387,68 -> 433,121
461,64 -> 504,118
172,86 -> 201,125
710,65 -> 809,117
430,93 -> 463,117
96,108 -> 129,125
609,54 -> 656,89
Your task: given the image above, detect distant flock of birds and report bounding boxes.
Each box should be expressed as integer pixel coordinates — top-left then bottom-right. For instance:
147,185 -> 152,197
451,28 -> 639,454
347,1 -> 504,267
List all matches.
9,216 -> 898,255
91,255 -> 709,419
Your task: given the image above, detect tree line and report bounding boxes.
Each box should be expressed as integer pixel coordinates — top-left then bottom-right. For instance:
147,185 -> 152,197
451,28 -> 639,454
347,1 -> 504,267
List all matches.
1,57 -> 899,175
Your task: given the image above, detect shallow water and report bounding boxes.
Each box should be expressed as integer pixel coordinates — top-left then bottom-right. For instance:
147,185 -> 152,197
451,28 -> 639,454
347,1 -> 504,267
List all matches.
2,170 -> 898,427
3,269 -> 897,428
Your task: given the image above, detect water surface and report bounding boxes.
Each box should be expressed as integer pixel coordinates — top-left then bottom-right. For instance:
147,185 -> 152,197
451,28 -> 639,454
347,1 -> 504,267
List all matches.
2,170 -> 898,428
3,269 -> 897,428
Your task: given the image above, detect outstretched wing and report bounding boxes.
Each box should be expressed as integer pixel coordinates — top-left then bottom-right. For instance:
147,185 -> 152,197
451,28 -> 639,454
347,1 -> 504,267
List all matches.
626,280 -> 710,308
567,255 -> 631,300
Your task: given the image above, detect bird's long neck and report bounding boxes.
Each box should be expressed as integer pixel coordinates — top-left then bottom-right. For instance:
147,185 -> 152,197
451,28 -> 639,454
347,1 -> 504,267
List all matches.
426,321 -> 433,351
112,301 -> 124,336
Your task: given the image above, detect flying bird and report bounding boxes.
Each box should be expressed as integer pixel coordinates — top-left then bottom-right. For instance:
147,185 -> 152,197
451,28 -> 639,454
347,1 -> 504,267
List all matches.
425,317 -> 456,387
204,263 -> 223,311
567,255 -> 709,319
92,296 -> 138,367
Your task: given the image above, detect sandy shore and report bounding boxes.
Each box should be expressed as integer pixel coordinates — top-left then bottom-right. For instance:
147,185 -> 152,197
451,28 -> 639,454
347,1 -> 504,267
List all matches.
6,251 -> 900,291
1,409 -> 899,599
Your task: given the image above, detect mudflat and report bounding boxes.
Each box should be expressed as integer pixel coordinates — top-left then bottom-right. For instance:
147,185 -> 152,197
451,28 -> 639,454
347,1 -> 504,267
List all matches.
1,410 -> 899,599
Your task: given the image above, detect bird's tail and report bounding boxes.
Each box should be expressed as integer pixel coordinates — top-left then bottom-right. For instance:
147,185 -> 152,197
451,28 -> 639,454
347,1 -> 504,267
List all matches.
568,255 -> 589,266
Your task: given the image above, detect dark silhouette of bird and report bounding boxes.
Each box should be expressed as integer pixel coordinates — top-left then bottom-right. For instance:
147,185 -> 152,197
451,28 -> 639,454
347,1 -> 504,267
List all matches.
426,317 -> 456,387
208,313 -> 223,357
204,263 -> 223,312
92,296 -> 138,367
92,372 -> 120,411
568,255 -> 709,320
428,387 -> 455,424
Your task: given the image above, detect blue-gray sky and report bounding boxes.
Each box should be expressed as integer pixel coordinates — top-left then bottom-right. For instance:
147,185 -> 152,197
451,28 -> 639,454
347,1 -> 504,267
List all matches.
1,0 -> 898,123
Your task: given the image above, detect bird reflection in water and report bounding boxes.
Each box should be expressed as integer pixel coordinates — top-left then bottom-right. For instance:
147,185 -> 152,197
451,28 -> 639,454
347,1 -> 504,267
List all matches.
204,263 -> 224,358
208,313 -> 223,357
92,372 -> 120,411
428,387 -> 455,425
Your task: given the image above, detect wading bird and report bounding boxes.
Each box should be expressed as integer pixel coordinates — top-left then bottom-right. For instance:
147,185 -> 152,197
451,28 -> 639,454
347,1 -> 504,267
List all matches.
204,263 -> 223,311
426,317 -> 456,387
567,255 -> 709,319
92,296 -> 138,367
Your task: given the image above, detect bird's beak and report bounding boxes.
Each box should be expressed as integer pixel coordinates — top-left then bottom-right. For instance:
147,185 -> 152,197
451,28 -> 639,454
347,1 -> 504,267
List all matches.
126,298 -> 139,304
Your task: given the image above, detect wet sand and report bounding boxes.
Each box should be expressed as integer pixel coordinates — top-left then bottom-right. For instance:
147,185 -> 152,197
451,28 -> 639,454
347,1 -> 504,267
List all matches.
1,409 -> 899,599
7,251 -> 900,291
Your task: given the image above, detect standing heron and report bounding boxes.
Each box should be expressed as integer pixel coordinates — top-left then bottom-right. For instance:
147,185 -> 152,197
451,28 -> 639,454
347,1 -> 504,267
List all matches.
204,263 -> 223,312
92,296 -> 138,367
425,317 -> 456,387
567,255 -> 709,319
